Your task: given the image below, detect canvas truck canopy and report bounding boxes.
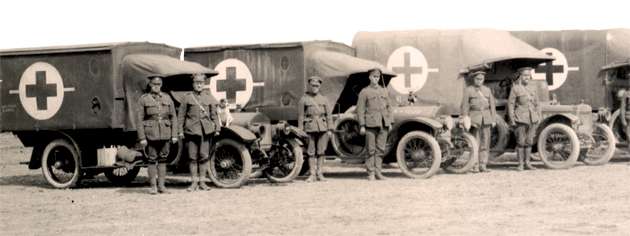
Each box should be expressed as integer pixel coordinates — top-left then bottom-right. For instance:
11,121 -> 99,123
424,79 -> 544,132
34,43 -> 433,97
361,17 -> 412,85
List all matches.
511,29 -> 630,109
121,54 -> 218,130
184,41 -> 393,121
353,29 -> 553,114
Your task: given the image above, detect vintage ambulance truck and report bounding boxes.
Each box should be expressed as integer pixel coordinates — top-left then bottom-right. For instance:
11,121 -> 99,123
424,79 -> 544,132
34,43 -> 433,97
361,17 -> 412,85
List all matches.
353,29 -> 616,168
0,42 -> 303,188
185,41 -> 478,178
511,29 -> 630,146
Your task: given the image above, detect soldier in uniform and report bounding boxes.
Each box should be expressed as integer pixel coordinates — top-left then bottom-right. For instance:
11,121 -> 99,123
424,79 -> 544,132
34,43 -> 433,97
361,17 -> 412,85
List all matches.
508,67 -> 542,171
137,76 -> 178,194
298,76 -> 333,182
621,88 -> 629,148
178,73 -> 221,191
461,71 -> 496,173
357,68 -> 394,181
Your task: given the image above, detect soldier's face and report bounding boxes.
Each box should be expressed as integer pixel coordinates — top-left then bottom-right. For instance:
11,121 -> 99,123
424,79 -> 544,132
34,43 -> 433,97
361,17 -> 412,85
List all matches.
310,82 -> 320,94
369,71 -> 381,86
149,82 -> 161,93
193,81 -> 204,92
520,70 -> 532,85
473,75 -> 485,86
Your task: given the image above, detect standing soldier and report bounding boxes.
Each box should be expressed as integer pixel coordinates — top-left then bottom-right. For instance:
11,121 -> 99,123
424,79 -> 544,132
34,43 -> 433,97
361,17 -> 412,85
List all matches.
508,67 -> 542,171
298,76 -> 333,182
178,73 -> 221,191
137,75 -> 178,195
357,68 -> 394,181
461,71 -> 496,173
621,88 -> 629,149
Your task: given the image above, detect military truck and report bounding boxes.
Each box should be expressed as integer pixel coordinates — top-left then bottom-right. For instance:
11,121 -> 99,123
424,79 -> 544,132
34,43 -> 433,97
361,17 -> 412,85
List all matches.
184,41 -> 477,178
353,29 -> 616,168
0,42 -> 303,188
511,29 -> 630,146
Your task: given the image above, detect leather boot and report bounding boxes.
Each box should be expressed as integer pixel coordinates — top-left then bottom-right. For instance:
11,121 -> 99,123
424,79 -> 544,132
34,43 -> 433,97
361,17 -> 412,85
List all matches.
316,156 -> 327,181
188,163 -> 199,192
148,164 -> 158,195
516,147 -> 525,171
374,156 -> 387,180
367,171 -> 376,181
157,163 -> 170,194
305,157 -> 317,182
479,151 -> 490,173
198,161 -> 211,191
524,146 -> 537,170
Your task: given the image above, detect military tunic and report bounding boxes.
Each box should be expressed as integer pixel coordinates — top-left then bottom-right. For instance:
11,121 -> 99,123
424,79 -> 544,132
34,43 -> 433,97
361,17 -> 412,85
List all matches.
178,91 -> 220,162
298,92 -> 333,156
621,92 -> 630,142
356,85 -> 394,173
461,85 -> 496,165
137,92 -> 178,162
508,84 -> 542,147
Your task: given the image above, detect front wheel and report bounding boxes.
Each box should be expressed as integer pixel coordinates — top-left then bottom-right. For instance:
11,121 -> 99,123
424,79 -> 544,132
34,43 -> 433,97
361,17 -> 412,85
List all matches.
443,131 -> 478,174
396,131 -> 442,179
581,123 -> 616,165
609,109 -> 628,145
265,140 -> 304,183
41,139 -> 81,188
331,117 -> 367,160
537,123 -> 580,169
208,139 -> 252,188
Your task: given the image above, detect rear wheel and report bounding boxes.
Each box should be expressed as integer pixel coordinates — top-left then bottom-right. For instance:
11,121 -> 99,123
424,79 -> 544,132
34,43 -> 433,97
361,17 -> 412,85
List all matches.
396,131 -> 442,179
443,131 -> 478,174
581,123 -> 616,165
208,138 -> 252,188
104,166 -> 141,186
331,117 -> 367,160
490,115 -> 509,157
265,141 -> 304,183
41,139 -> 81,188
537,123 -> 580,169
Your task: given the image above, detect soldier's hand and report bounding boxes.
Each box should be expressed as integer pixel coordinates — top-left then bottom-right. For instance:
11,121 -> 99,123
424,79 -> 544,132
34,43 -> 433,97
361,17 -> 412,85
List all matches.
622,119 -> 627,126
510,121 -> 516,127
387,125 -> 393,132
327,130 -> 334,137
139,139 -> 148,147
360,126 -> 366,136
171,137 -> 178,144
491,122 -> 496,128
214,131 -> 220,136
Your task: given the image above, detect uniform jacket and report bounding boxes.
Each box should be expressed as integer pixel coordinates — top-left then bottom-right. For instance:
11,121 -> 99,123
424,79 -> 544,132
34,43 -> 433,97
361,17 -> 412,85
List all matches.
298,92 -> 333,133
137,92 -> 178,141
461,85 -> 496,127
178,91 -> 221,136
508,84 -> 542,125
622,93 -> 630,121
356,85 -> 394,128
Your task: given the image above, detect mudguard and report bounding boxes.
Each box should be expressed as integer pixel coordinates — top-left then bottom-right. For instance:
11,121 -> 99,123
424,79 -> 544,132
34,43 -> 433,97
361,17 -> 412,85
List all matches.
219,125 -> 258,143
393,116 -> 444,131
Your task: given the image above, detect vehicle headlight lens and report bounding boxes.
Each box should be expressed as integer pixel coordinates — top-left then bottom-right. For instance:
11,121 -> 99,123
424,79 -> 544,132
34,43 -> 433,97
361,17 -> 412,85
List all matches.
441,116 -> 454,130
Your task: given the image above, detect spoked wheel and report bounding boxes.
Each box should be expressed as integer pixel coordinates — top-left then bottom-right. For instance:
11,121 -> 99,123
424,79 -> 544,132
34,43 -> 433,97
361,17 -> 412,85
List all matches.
538,123 -> 580,169
208,138 -> 252,188
443,131 -> 478,174
104,166 -> 141,186
396,131 -> 442,179
332,117 -> 367,159
41,139 -> 81,188
609,109 -> 627,145
265,141 -> 304,183
581,123 -> 616,165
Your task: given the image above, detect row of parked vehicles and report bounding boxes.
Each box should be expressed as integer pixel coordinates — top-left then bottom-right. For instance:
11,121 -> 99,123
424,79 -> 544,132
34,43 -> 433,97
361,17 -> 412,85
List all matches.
0,29 -> 627,188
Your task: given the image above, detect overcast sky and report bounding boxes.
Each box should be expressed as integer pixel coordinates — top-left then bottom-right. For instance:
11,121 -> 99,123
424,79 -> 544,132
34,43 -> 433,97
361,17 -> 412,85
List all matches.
1,0 -> 628,49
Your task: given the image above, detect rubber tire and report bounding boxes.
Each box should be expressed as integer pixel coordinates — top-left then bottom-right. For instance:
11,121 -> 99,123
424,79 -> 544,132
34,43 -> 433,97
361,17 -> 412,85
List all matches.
396,131 -> 442,179
490,115 -> 509,157
41,139 -> 81,189
444,132 -> 479,174
537,123 -> 580,169
331,116 -> 367,160
581,123 -> 616,165
208,138 -> 252,188
265,141 -> 304,183
104,166 -> 141,186
609,109 -> 627,144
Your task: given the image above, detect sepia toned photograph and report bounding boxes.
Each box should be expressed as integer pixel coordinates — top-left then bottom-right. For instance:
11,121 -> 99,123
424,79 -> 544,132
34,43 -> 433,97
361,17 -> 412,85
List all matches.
0,0 -> 629,235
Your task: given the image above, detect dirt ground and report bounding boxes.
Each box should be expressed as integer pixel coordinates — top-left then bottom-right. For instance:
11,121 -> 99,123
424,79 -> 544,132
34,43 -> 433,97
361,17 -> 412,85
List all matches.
1,133 -> 630,236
